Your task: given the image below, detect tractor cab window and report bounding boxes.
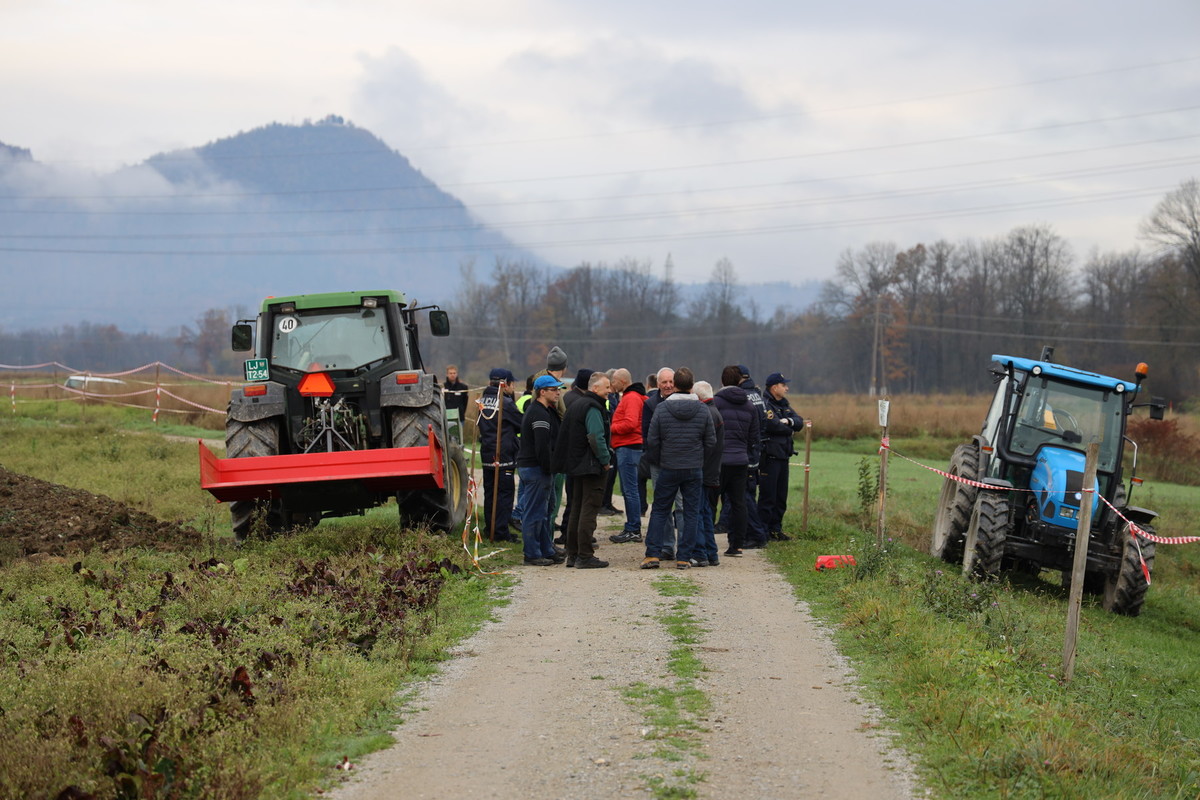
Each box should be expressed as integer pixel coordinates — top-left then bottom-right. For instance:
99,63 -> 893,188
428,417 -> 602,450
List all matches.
1009,377 -> 1123,472
269,307 -> 392,373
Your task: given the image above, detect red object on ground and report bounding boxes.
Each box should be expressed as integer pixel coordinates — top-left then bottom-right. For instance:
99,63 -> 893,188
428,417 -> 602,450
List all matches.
815,555 -> 857,571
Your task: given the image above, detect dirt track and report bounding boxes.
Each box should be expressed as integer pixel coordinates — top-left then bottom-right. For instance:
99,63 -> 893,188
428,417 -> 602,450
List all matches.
330,511 -> 920,800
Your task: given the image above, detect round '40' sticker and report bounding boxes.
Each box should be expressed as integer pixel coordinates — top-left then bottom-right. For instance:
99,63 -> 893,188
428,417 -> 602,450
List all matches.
278,316 -> 298,333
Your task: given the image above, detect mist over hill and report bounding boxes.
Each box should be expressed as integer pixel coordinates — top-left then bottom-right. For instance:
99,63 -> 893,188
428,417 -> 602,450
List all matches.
0,118 -> 539,331
0,118 -> 819,334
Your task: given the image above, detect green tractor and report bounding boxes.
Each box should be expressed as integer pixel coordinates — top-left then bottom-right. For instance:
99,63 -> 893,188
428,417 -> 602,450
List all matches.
200,290 -> 469,541
930,349 -> 1165,616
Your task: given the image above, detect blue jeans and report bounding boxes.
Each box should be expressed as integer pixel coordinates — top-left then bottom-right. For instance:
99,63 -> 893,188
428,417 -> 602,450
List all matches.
645,467 -> 702,561
517,467 -> 555,560
615,446 -> 644,533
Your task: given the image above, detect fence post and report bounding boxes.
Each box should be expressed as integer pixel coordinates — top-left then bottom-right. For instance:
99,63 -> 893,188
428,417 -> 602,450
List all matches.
802,419 -> 812,533
153,363 -> 161,424
876,399 -> 890,545
1063,442 -> 1100,682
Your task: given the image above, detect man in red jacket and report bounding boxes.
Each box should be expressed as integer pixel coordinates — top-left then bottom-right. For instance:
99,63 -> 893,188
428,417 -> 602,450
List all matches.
609,371 -> 647,543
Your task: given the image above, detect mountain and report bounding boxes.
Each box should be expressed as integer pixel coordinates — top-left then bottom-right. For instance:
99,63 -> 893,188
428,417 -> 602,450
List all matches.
0,117 -> 541,331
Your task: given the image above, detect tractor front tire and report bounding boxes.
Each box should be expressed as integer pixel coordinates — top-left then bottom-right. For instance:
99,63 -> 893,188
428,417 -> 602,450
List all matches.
964,489 -> 1009,578
930,443 -> 980,564
1103,522 -> 1155,616
226,416 -> 287,543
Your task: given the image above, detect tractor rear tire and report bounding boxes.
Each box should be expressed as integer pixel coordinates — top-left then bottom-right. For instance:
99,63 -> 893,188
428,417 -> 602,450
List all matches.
1103,522 -> 1156,616
930,443 -> 980,564
391,399 -> 470,534
964,489 -> 1009,578
225,415 -> 288,542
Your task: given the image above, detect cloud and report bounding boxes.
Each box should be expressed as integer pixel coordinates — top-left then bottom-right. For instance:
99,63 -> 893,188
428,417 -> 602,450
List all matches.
351,46 -> 486,149
508,38 -> 792,131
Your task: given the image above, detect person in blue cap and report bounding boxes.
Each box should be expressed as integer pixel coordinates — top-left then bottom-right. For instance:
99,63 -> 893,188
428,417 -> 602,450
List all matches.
516,374 -> 568,565
477,367 -> 522,542
759,372 -> 803,541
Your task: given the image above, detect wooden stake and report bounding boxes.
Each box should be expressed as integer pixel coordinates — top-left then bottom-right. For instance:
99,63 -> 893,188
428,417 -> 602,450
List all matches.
876,399 -> 890,545
802,419 -> 812,533
1063,442 -> 1100,682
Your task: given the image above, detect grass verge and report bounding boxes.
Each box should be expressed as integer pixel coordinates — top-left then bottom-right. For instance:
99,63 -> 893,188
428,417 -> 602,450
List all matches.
622,575 -> 709,800
769,439 -> 1200,799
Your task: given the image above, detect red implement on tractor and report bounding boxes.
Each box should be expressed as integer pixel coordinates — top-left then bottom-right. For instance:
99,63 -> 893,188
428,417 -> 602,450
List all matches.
199,290 -> 468,541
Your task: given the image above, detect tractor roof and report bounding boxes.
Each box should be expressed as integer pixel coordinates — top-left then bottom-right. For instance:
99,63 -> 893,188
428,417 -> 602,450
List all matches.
991,354 -> 1138,394
260,290 -> 406,312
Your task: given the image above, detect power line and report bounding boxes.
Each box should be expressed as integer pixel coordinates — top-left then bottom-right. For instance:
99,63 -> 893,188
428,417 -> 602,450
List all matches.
3,155 -> 1194,241
0,184 -> 1176,257
4,104 -> 1197,202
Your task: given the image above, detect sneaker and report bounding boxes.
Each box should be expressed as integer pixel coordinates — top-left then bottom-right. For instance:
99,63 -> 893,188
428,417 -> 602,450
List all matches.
523,557 -> 554,566
708,558 -> 720,566
769,531 -> 791,542
575,556 -> 609,569
609,530 -> 642,544
724,548 -> 743,557
688,559 -> 707,568
742,541 -> 766,550
675,560 -> 690,570
565,555 -> 576,568
640,557 -> 660,570
548,552 -> 567,564
598,506 -> 620,516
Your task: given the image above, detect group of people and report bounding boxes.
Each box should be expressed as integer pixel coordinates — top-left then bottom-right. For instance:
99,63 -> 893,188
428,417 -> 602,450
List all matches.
444,347 -> 804,570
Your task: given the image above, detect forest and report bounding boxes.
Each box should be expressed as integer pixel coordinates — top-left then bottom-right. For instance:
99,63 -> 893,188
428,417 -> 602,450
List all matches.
3,180 -> 1197,401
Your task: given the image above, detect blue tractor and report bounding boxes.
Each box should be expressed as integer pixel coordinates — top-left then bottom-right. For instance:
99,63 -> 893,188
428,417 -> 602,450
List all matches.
930,348 -> 1166,616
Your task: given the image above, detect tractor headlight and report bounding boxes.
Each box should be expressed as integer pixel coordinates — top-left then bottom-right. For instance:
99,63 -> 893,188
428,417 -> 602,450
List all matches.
1032,365 -> 1042,375
1114,383 -> 1125,394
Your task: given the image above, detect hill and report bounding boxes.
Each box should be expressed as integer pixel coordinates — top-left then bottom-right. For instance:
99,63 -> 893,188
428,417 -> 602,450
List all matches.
0,117 -> 539,331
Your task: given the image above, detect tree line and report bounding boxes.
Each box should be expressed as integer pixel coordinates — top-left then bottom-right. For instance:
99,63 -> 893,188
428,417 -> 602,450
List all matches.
4,180 -> 1197,401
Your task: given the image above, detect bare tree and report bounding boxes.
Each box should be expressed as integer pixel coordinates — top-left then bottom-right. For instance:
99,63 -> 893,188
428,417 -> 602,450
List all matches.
1140,178 -> 1200,290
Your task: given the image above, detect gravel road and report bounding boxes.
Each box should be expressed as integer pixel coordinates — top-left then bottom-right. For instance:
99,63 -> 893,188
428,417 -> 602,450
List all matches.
328,508 -> 921,799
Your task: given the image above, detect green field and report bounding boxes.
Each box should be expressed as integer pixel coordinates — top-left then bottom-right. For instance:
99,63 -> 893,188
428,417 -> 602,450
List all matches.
1,406 -> 1199,798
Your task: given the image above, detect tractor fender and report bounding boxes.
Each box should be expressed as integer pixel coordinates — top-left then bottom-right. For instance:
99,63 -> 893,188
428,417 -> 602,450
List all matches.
380,371 -> 436,409
1123,506 -> 1158,526
228,381 -> 287,423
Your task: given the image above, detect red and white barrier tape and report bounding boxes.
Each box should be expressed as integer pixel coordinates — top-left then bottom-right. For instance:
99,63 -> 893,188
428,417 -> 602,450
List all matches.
882,440 -> 1200,546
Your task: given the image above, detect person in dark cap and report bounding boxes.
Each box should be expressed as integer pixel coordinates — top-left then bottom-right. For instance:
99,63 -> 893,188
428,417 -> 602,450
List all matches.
477,368 -> 523,542
759,372 -> 803,541
531,346 -> 569,533
546,346 -> 568,374
553,371 -> 613,568
558,367 -> 597,542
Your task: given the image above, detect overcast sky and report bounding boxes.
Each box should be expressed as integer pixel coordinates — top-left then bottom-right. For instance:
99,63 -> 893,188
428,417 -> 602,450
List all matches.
2,0 -> 1198,286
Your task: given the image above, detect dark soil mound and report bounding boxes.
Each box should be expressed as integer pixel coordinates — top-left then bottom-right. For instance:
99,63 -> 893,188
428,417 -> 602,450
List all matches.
0,465 -> 201,557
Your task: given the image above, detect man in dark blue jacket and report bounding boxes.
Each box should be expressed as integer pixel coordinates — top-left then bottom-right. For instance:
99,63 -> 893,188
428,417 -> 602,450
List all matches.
759,372 -> 803,540
641,367 -> 716,570
477,368 -> 522,542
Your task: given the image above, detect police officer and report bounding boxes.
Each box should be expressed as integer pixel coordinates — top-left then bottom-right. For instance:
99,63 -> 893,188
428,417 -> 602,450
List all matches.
477,368 -> 522,542
759,372 -> 803,541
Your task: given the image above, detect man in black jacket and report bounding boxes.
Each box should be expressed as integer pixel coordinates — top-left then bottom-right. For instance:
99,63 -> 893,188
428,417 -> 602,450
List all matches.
443,365 -> 469,424
516,375 -> 566,565
759,372 -> 803,541
553,372 -> 613,568
477,368 -> 522,542
713,365 -> 761,555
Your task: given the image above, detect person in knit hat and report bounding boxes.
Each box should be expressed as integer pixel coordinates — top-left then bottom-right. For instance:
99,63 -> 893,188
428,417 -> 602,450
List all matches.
546,346 -> 568,375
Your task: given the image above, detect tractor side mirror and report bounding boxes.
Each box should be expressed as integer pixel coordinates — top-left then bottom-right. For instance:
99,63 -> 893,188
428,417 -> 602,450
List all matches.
231,323 -> 254,352
429,310 -> 450,337
1150,397 -> 1166,421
